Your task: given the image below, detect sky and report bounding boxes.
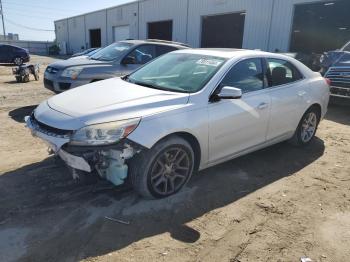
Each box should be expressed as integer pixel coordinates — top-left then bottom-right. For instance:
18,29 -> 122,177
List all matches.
1,0 -> 135,41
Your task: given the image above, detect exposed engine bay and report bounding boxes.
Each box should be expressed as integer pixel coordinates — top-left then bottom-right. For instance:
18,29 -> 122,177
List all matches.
54,140 -> 144,186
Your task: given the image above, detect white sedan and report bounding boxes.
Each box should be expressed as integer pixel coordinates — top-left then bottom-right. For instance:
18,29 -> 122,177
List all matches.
25,49 -> 330,198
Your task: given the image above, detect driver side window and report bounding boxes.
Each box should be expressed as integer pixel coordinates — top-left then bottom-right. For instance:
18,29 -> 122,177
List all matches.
126,45 -> 156,65
220,58 -> 265,93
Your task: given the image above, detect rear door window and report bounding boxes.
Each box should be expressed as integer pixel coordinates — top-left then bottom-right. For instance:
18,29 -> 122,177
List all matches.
156,45 -> 177,56
267,58 -> 303,87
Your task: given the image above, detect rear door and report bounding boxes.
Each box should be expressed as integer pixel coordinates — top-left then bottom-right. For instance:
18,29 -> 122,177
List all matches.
208,58 -> 271,164
265,58 -> 306,140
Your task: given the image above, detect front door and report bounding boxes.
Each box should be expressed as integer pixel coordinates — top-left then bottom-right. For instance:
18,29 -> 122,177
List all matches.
121,44 -> 157,74
208,58 -> 271,164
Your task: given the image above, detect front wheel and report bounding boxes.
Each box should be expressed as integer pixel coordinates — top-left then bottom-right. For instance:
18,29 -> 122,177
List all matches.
290,107 -> 320,146
129,136 -> 195,199
13,57 -> 23,66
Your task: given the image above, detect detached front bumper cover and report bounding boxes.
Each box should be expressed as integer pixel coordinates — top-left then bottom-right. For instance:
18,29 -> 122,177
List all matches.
24,115 -> 92,172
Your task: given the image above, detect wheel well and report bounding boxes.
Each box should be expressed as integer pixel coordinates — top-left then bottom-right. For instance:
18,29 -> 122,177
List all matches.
91,79 -> 102,83
158,132 -> 201,172
309,103 -> 322,120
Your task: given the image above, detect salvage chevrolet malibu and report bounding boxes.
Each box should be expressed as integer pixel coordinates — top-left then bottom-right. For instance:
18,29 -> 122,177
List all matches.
25,49 -> 330,198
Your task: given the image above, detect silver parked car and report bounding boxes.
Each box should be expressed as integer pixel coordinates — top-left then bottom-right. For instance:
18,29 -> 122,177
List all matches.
43,40 -> 189,93
26,49 -> 330,198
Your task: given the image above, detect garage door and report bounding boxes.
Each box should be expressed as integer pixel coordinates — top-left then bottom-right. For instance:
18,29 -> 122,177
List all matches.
290,0 -> 350,53
113,25 -> 130,42
148,20 -> 173,41
201,12 -> 246,48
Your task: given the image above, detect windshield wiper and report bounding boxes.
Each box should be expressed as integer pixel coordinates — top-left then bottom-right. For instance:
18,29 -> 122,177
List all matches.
133,81 -> 162,89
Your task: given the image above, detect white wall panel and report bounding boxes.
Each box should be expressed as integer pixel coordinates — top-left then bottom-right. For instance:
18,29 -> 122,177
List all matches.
138,0 -> 188,43
67,16 -> 85,54
268,0 -> 330,52
84,10 -> 108,48
107,3 -> 138,44
55,0 -> 333,54
188,0 -> 274,49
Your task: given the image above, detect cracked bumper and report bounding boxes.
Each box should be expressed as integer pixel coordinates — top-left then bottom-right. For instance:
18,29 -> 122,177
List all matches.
25,116 -> 92,172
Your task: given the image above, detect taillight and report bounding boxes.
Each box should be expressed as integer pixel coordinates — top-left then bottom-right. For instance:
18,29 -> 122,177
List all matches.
324,78 -> 331,86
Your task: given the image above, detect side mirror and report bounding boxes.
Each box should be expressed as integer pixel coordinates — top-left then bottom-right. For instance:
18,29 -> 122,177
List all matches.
122,56 -> 136,65
217,86 -> 242,100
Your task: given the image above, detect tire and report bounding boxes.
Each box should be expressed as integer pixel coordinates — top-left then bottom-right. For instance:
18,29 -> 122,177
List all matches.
289,107 -> 320,146
129,136 -> 195,199
13,57 -> 23,66
15,76 -> 22,83
23,75 -> 30,83
34,73 -> 39,81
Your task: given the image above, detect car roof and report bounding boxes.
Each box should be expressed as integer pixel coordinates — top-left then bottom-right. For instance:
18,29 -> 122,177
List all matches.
173,48 -> 271,58
120,39 -> 189,49
174,48 -> 305,61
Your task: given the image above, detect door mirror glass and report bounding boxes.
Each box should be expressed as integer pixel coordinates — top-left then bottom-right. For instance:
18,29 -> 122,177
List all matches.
218,86 -> 242,99
122,56 -> 136,65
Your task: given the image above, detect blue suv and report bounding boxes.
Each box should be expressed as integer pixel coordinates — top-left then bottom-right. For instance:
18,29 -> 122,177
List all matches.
0,44 -> 30,65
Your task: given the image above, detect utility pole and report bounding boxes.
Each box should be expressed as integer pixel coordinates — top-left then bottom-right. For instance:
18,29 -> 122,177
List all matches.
0,0 -> 6,39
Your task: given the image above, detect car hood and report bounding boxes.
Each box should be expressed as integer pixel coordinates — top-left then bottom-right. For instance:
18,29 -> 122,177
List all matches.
48,57 -> 111,70
47,78 -> 190,126
333,52 -> 350,67
322,51 -> 350,68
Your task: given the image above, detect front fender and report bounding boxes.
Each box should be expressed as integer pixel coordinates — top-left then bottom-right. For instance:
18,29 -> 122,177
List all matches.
128,106 -> 209,169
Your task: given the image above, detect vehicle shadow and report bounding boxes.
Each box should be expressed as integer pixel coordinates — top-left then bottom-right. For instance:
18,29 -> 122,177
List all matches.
325,103 -> 350,126
0,138 -> 325,261
8,105 -> 37,123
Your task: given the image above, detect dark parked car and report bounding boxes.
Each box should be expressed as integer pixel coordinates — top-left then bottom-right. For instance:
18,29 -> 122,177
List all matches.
44,39 -> 189,93
0,44 -> 30,65
320,40 -> 350,75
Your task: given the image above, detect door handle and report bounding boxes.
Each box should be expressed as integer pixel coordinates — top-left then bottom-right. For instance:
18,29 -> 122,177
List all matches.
298,91 -> 306,97
257,102 -> 269,110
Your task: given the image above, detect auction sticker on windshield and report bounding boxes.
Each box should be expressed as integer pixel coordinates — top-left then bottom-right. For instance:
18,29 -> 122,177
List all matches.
196,58 -> 223,67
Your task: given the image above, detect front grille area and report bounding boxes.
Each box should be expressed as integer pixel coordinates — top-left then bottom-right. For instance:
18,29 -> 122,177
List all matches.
44,78 -> 54,90
46,66 -> 59,74
59,82 -> 71,90
30,114 -> 73,138
325,67 -> 350,97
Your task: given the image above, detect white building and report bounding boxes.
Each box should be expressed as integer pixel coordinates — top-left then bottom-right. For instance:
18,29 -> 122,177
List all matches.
55,0 -> 350,55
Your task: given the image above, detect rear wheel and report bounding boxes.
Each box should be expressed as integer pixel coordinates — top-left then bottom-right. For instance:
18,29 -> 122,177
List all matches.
129,136 -> 194,199
290,107 -> 320,146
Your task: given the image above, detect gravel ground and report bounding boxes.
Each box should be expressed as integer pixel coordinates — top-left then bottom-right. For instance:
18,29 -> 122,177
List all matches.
0,55 -> 349,262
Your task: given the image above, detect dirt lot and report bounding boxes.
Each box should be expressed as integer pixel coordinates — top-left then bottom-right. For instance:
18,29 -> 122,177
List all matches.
0,55 -> 349,262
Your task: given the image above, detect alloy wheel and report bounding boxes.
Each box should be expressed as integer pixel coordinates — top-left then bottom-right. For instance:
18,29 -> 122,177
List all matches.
14,57 -> 23,65
301,112 -> 317,143
149,147 -> 191,196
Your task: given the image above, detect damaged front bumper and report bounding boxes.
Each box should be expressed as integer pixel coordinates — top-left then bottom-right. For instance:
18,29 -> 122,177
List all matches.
25,115 -> 143,185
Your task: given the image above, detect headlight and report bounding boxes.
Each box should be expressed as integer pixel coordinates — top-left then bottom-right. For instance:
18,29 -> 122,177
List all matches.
320,55 -> 325,63
70,118 -> 141,146
61,67 -> 83,79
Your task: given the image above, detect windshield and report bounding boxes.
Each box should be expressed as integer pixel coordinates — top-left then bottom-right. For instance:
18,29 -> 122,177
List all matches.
342,41 -> 350,52
90,42 -> 132,61
127,53 -> 227,93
